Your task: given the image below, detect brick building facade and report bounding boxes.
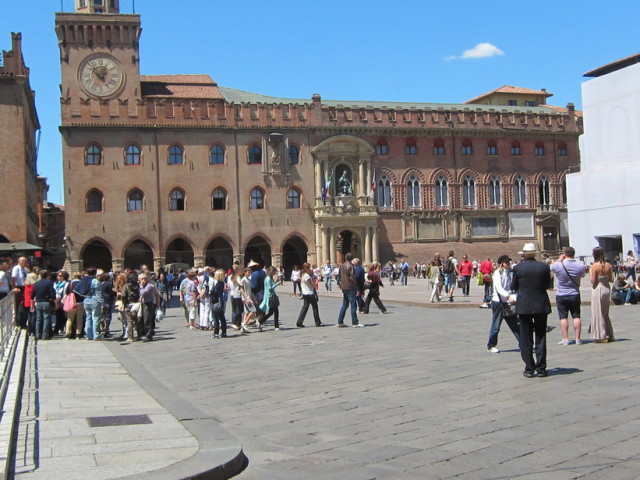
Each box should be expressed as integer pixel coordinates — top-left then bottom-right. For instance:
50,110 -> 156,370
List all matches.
56,1 -> 582,275
0,33 -> 59,264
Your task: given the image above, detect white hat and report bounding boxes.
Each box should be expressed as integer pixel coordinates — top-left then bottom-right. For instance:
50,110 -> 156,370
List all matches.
518,243 -> 538,254
247,260 -> 259,268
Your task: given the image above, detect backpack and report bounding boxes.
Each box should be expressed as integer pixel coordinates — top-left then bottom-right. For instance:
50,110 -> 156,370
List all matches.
442,258 -> 455,274
125,283 -> 140,304
73,276 -> 93,298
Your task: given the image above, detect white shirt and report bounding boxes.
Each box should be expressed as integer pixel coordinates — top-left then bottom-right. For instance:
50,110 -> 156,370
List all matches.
300,272 -> 315,295
11,265 -> 27,287
0,271 -> 9,293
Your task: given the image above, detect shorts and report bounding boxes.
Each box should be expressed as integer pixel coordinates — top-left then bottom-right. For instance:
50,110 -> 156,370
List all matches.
556,294 -> 581,319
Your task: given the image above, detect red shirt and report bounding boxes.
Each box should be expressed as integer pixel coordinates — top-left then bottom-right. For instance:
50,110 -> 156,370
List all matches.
479,260 -> 493,275
459,260 -> 473,276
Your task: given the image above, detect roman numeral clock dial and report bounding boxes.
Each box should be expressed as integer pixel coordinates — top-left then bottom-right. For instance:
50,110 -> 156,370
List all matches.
78,54 -> 125,98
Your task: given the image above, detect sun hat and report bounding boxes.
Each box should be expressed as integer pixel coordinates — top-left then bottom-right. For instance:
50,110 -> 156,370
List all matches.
518,243 -> 538,255
247,260 -> 260,268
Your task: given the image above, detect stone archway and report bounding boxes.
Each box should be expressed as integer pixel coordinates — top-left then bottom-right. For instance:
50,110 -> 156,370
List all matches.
165,237 -> 194,266
124,239 -> 154,270
282,235 -> 308,280
81,239 -> 112,271
244,236 -> 271,268
205,237 -> 234,270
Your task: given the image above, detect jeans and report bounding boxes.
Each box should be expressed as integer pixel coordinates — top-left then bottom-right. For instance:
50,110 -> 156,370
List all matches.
487,301 -> 520,349
324,274 -> 332,292
462,275 -> 471,295
35,302 -> 52,339
83,298 -> 102,340
337,289 -> 359,325
231,297 -> 243,327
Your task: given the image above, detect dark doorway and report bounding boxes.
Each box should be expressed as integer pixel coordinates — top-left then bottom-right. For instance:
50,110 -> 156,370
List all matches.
165,238 -> 194,266
81,239 -> 112,271
596,235 -> 622,264
337,230 -> 360,264
282,236 -> 308,280
244,236 -> 271,268
205,237 -> 234,270
124,239 -> 154,270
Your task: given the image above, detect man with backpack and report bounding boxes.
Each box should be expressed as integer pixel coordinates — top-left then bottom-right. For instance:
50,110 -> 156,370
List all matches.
399,259 -> 410,286
121,273 -> 141,341
74,268 -> 103,340
442,251 -> 459,302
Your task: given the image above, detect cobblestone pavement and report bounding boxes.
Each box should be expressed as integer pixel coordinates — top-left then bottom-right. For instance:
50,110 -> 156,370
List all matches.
107,280 -> 640,480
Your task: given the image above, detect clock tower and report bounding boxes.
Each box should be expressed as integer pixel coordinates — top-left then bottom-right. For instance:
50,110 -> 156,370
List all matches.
55,0 -> 142,121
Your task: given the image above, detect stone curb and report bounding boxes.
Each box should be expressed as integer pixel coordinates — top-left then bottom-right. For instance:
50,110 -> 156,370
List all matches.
0,329 -> 26,480
107,342 -> 248,480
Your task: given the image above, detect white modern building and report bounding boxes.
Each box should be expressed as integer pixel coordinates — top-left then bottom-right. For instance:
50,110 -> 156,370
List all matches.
567,53 -> 640,261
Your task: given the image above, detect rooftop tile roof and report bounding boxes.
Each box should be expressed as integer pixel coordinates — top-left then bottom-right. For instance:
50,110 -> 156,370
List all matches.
141,74 -> 224,99
464,85 -> 552,104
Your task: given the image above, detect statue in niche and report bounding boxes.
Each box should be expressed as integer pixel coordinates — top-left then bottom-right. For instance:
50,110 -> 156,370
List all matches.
337,170 -> 353,196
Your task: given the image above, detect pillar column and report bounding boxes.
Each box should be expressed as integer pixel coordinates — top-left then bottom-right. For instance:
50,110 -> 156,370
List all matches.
358,160 -> 365,198
364,227 -> 371,265
315,159 -> 323,205
372,227 -> 379,263
193,256 -> 205,268
329,228 -> 336,265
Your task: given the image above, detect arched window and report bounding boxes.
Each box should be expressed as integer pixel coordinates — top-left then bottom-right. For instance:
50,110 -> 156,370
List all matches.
405,138 -> 417,155
406,175 -> 420,207
514,175 -> 527,206
433,138 -> 445,155
462,175 -> 476,207
489,175 -> 502,207
287,188 -> 301,209
557,141 -> 568,156
250,188 -> 264,209
124,144 -> 141,165
209,144 -> 225,165
86,189 -> 103,212
435,175 -> 448,207
538,176 -> 551,208
377,175 -> 392,208
127,188 -> 144,212
534,141 -> 545,156
169,188 -> 185,211
168,144 -> 184,165
461,139 -> 473,155
487,140 -> 498,155
289,144 -> 300,164
511,141 -> 522,156
85,144 -> 102,165
211,187 -> 227,210
375,138 -> 389,155
248,145 -> 262,165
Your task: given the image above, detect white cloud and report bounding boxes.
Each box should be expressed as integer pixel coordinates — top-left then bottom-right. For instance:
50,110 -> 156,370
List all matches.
445,43 -> 505,61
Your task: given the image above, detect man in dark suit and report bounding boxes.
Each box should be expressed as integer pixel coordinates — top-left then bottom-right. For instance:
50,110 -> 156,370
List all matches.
512,243 -> 552,378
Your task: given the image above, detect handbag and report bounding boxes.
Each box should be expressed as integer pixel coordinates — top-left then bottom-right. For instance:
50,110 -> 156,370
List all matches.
62,293 -> 77,312
482,273 -> 493,283
457,277 -> 466,288
212,300 -> 223,313
269,293 -> 280,309
501,302 -> 516,318
363,281 -> 371,290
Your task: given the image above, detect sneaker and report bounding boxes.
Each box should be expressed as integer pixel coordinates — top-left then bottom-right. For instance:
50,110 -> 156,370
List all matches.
127,337 -> 134,342
336,323 -> 348,328
379,311 -> 387,314
625,303 -> 631,306
274,328 -> 280,331
487,347 -> 500,353
211,334 -> 219,339
448,297 -> 454,302
241,325 -> 251,333
352,323 -> 365,328
558,339 -> 571,345
575,339 -> 583,345
479,304 -> 490,309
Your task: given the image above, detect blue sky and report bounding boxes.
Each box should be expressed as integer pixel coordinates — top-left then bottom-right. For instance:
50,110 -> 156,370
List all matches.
3,0 -> 639,206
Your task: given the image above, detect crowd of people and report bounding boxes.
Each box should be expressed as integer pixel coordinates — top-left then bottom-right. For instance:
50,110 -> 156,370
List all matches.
0,244 -> 635,376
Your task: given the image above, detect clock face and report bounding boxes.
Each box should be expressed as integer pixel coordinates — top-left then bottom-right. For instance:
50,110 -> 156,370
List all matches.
78,54 -> 125,98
